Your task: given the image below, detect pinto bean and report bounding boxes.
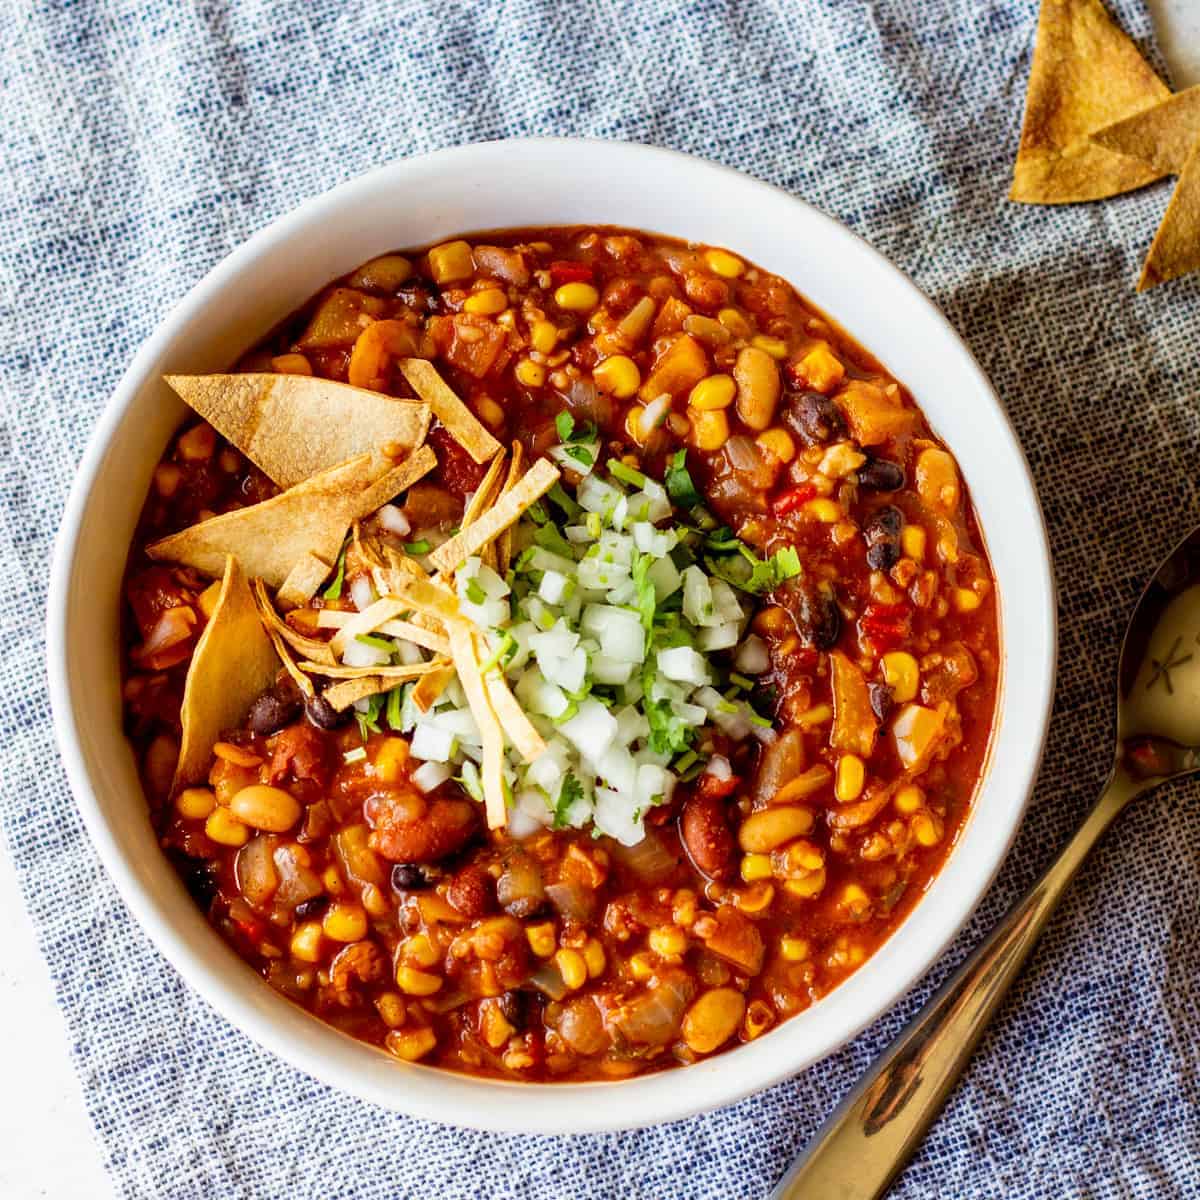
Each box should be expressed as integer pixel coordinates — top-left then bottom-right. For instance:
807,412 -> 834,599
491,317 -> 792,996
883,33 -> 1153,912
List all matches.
680,790 -> 735,881
447,864 -> 496,919
366,792 -> 477,863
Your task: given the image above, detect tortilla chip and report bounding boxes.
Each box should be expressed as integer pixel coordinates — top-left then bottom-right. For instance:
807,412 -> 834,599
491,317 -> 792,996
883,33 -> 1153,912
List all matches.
1137,137 -> 1200,290
297,658 -> 449,681
496,442 -> 526,575
318,607 -> 450,656
398,358 -> 502,464
277,551 -> 334,610
1011,0 -> 1169,204
387,576 -> 463,626
165,374 -> 431,489
256,613 -> 316,700
1091,85 -> 1200,175
323,676 -> 395,711
251,579 -> 335,666
447,622 -> 507,829
411,663 -> 455,712
173,556 -> 279,792
429,457 -> 559,575
148,445 -> 435,588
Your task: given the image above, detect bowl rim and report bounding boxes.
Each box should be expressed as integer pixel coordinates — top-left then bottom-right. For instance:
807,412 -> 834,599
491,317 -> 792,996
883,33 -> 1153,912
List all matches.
47,135 -> 1057,1133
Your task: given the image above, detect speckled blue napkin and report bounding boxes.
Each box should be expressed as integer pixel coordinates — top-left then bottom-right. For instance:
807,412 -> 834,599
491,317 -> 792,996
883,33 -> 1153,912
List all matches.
2,1 -> 1197,1196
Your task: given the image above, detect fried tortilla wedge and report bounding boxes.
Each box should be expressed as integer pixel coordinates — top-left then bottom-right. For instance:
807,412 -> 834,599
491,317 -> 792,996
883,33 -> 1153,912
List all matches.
174,556 -> 279,792
147,445 -> 435,588
1091,85 -> 1200,176
323,676 -> 395,711
397,357 -> 502,464
1138,137 -> 1200,290
166,374 -> 430,488
1011,0 -> 1169,204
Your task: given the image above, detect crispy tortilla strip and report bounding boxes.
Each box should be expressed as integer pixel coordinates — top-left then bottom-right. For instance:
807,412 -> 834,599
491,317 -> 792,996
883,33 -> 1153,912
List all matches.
429,457 -> 559,574
251,578 -> 336,665
462,450 -> 508,530
398,358 -> 502,464
1010,0 -> 1169,204
297,657 -> 449,680
411,663 -> 455,712
256,613 -> 316,700
1091,85 -> 1200,175
496,442 -> 525,575
1138,137 -> 1200,290
317,608 -> 450,655
148,445 -> 435,587
173,556 -> 279,792
277,551 -> 334,610
165,374 -> 431,489
327,597 -> 412,657
323,676 -> 393,711
448,622 -> 507,829
387,576 -> 462,625
479,641 -> 545,764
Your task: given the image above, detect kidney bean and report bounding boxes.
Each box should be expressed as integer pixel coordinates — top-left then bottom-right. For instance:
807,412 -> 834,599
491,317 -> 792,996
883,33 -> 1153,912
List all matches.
680,790 -> 735,881
858,457 -> 905,491
784,389 -> 846,445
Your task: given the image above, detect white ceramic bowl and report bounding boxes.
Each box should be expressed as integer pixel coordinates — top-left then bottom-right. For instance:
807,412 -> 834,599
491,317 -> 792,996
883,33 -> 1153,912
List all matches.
48,138 -> 1056,1134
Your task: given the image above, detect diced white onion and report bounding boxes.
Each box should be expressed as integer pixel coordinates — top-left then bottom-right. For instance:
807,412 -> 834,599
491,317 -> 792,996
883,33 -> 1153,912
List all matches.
705,755 -> 732,781
410,723 -> 457,763
350,576 -> 375,614
734,634 -> 770,675
412,761 -> 453,793
657,645 -> 711,687
376,504 -> 411,537
342,637 -> 392,668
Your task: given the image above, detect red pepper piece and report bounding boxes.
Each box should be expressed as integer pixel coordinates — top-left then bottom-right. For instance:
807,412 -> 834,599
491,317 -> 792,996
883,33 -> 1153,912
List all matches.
549,261 -> 594,286
858,602 -> 912,652
772,484 -> 817,516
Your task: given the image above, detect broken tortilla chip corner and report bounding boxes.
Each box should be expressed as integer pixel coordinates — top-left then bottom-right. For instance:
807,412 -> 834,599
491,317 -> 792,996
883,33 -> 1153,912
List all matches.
1137,137 -> 1200,291
1011,0 -> 1169,204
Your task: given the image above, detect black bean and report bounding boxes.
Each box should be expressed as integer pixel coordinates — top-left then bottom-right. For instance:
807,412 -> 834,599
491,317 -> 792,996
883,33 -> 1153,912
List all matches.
305,692 -> 347,730
391,862 -> 437,892
858,458 -> 905,492
868,682 -> 894,723
784,390 -> 847,445
247,687 -> 303,735
169,852 -> 219,912
498,990 -> 529,1031
293,896 -> 328,921
866,540 -> 901,571
783,579 -> 841,650
863,505 -> 903,570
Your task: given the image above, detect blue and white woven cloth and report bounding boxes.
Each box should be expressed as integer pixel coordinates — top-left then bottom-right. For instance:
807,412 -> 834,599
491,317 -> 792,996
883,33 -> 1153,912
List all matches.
2,1 -> 1197,1196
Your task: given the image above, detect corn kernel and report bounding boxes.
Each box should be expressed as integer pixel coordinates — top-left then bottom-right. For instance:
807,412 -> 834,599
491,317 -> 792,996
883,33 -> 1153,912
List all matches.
204,806 -> 248,847
361,883 -> 390,918
894,784 -> 925,815
525,921 -> 556,958
648,925 -> 688,960
582,937 -> 606,979
427,240 -> 474,284
290,921 -> 324,963
912,811 -> 944,846
271,352 -> 313,376
835,754 -> 865,803
515,359 -> 546,388
385,1026 -> 437,1061
733,881 -> 775,913
481,1005 -> 516,1049
197,581 -> 222,619
529,319 -> 559,354
395,965 -> 442,996
751,334 -> 789,359
953,587 -> 982,613
717,307 -> 752,337
795,703 -> 833,729
901,524 -> 926,562
373,736 -> 409,784
403,933 -> 439,969
780,935 -> 810,962
463,287 -> 507,315
322,865 -> 344,896
781,840 -> 825,873
689,407 -> 730,451
804,498 -> 841,523
880,652 -> 920,704
704,248 -> 745,278
323,901 -> 368,943
153,462 -> 182,497
593,354 -> 641,398
175,787 -> 215,821
554,282 -> 599,312
756,428 -> 795,463
688,373 -> 736,411
840,883 -> 871,919
178,423 -> 216,461
629,952 -> 655,982
556,948 -> 588,991
740,852 -> 773,883
376,993 -> 406,1028
783,869 -> 827,900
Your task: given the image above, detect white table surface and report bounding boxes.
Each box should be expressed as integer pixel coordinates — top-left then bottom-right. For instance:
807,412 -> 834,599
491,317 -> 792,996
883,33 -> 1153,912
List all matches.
3,6 -> 1197,1196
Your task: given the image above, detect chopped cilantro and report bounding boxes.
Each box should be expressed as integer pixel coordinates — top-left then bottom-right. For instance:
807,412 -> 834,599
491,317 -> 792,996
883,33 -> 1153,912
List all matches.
355,694 -> 384,740
553,773 -> 584,828
705,539 -> 805,595
664,449 -> 702,509
632,553 -> 656,634
355,633 -> 395,654
385,684 -> 405,731
565,443 -> 595,467
546,482 -> 582,518
555,411 -> 575,441
322,541 -> 348,600
479,631 -> 514,675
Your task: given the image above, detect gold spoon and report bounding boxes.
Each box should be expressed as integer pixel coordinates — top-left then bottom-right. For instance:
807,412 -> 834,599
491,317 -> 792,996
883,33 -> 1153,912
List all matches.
771,524 -> 1200,1198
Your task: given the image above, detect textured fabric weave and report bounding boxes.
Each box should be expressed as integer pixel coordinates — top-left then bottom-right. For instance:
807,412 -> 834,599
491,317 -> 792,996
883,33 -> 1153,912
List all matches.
2,1 -> 1198,1197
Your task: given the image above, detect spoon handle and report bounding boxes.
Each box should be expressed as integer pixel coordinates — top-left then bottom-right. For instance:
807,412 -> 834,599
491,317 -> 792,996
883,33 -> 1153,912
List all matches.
769,768 -> 1139,1200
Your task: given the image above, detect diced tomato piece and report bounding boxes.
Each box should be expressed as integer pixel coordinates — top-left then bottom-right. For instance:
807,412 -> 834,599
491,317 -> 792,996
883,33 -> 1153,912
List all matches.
127,566 -> 193,638
428,424 -> 487,496
549,261 -> 594,286
432,314 -> 509,379
268,723 -> 331,788
772,484 -> 817,517
858,602 -> 912,652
